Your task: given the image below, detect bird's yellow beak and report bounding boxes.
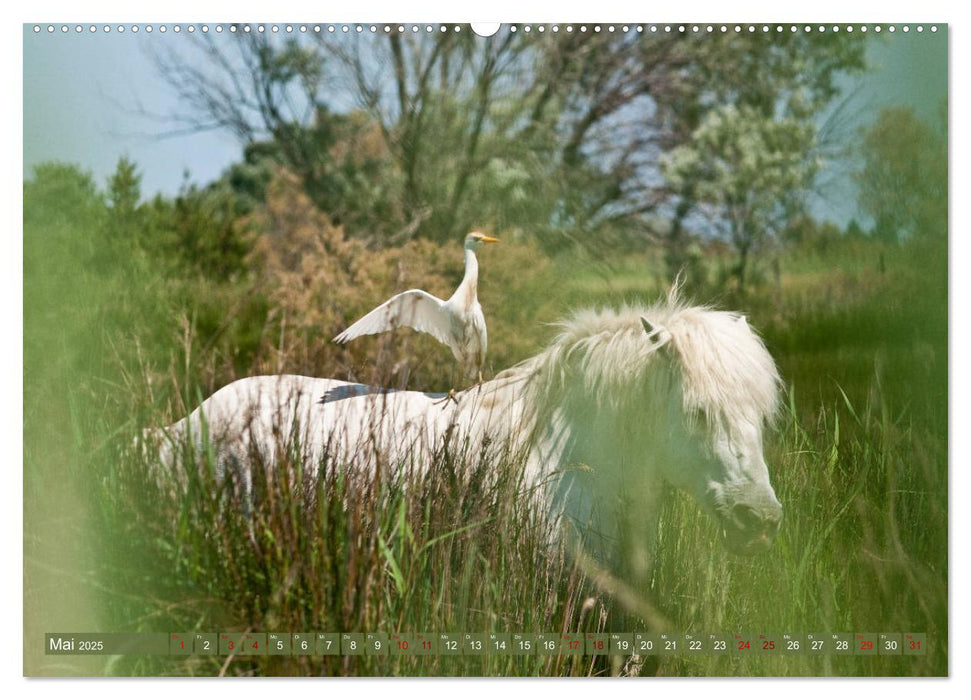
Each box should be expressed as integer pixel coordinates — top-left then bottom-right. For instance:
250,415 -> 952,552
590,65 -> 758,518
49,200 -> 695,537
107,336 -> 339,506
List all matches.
480,235 -> 500,244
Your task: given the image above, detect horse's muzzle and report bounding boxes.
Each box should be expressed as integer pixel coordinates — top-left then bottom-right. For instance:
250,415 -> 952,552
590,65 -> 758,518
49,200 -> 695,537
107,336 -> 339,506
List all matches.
719,501 -> 782,555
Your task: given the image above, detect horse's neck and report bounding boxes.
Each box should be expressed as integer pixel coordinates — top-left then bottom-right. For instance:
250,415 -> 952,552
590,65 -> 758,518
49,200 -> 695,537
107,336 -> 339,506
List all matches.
547,387 -> 666,491
454,365 -> 661,486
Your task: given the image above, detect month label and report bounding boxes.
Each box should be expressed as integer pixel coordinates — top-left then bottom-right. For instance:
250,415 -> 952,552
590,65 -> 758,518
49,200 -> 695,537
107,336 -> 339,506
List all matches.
42,630 -> 934,657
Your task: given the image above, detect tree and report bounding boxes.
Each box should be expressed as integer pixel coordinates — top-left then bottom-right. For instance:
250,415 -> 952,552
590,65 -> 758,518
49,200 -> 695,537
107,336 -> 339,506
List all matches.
106,156 -> 143,249
24,163 -> 103,226
158,179 -> 253,281
107,156 -> 141,211
662,105 -> 819,288
844,218 -> 865,240
151,28 -> 864,251
854,106 -> 946,243
24,163 -> 106,268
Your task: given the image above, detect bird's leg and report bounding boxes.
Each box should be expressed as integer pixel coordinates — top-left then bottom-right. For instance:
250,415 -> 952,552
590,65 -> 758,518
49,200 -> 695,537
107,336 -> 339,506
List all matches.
433,389 -> 459,408
433,366 -> 466,408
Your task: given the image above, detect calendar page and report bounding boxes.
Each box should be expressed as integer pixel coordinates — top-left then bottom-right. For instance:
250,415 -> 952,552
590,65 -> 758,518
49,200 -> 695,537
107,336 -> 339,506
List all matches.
23,18 -> 947,678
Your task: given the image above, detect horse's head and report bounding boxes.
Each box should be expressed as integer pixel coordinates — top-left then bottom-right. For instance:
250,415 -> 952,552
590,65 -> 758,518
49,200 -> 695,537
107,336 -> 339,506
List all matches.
642,313 -> 783,556
693,411 -> 782,555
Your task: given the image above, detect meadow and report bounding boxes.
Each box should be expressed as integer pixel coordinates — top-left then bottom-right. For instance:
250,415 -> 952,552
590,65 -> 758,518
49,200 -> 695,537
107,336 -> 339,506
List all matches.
23,168 -> 946,677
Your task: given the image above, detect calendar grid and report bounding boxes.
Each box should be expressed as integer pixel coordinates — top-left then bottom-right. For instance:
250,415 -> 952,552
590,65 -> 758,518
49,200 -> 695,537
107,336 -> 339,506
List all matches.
44,632 -> 927,657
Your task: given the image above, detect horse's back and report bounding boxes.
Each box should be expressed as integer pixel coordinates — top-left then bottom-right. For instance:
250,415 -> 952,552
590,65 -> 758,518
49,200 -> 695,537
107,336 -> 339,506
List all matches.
173,375 -> 348,433
156,374 -> 453,474
154,376 -> 348,467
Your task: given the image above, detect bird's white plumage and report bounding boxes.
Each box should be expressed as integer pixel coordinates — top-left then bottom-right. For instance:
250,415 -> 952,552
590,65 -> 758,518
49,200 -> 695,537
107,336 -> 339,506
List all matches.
334,232 -> 498,382
333,289 -> 453,347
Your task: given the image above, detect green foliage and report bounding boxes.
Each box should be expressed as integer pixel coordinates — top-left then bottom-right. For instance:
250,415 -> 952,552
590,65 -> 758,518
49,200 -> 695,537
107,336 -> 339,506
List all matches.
24,161 -> 104,234
854,107 -> 947,243
100,156 -> 150,268
844,219 -> 865,240
170,183 -> 252,280
651,391 -> 945,676
249,108 -> 402,237
223,143 -> 277,213
107,157 -> 142,221
157,30 -> 865,251
663,104 -> 820,288
24,163 -> 110,390
783,215 -> 843,255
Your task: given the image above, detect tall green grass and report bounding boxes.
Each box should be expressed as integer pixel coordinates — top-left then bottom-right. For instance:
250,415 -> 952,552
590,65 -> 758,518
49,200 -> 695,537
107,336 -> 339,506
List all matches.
76,277 -> 946,677
73,352 -> 945,677
650,391 -> 946,676
93,391 -> 603,677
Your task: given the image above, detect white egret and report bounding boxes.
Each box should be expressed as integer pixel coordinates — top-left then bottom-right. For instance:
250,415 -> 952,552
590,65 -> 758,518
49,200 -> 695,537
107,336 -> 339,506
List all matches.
334,231 -> 500,385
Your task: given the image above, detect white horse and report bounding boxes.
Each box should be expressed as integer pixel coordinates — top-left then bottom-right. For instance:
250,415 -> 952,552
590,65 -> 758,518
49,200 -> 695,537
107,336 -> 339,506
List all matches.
153,295 -> 783,573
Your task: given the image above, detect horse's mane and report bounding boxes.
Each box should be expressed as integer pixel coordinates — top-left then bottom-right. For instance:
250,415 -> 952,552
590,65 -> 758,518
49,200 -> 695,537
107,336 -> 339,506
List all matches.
504,291 -> 782,431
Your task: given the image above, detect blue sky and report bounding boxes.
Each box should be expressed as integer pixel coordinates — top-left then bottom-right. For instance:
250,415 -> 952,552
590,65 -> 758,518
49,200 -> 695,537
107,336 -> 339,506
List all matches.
23,24 -> 947,227
23,26 -> 240,196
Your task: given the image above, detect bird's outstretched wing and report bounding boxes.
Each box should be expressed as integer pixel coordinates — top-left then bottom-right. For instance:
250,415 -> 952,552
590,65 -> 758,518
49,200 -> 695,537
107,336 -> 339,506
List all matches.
334,289 -> 454,348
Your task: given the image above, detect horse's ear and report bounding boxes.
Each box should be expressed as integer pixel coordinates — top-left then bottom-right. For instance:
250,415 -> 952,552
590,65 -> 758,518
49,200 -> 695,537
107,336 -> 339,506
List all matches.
641,317 -> 670,346
737,314 -> 748,326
